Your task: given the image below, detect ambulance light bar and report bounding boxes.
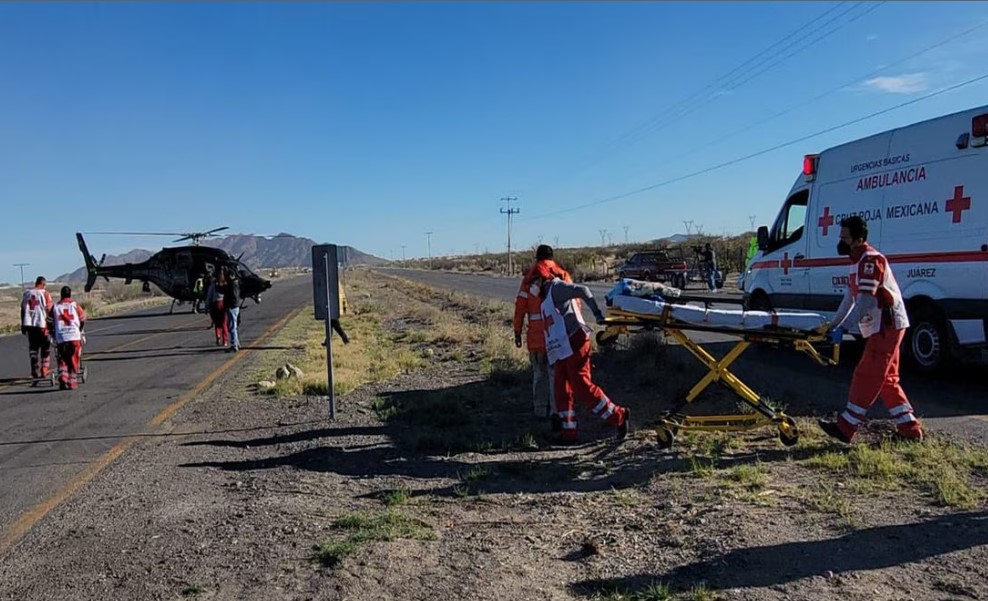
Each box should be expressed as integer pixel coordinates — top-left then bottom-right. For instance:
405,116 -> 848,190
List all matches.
972,114 -> 988,148
803,154 -> 819,181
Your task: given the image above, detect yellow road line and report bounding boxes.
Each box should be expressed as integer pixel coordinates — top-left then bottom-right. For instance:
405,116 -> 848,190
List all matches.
0,307 -> 302,556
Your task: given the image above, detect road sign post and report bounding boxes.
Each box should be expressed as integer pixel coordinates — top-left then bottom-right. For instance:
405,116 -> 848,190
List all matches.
312,244 -> 341,419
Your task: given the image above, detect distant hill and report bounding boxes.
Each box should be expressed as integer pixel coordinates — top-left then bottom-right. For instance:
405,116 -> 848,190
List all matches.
57,234 -> 386,283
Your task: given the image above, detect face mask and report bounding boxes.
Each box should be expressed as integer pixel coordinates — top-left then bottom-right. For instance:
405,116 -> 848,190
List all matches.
837,241 -> 852,256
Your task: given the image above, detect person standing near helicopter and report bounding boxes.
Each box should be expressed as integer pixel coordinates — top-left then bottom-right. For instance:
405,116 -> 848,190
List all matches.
205,270 -> 228,346
223,266 -> 241,352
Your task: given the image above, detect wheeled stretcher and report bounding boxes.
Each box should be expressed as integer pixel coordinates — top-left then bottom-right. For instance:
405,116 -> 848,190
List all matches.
599,281 -> 840,448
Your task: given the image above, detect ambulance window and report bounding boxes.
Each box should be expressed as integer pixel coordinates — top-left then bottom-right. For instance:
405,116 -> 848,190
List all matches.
773,190 -> 809,248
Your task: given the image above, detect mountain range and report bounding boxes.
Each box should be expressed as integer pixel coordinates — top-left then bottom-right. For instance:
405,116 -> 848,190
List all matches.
57,234 -> 387,283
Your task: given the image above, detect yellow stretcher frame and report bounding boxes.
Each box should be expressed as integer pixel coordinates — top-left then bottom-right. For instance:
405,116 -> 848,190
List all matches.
597,304 -> 840,448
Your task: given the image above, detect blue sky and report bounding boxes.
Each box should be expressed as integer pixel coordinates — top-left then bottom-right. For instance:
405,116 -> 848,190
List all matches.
3,1 -> 988,279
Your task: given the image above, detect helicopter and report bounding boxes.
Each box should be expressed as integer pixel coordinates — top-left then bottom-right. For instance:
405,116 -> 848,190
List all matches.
75,227 -> 273,313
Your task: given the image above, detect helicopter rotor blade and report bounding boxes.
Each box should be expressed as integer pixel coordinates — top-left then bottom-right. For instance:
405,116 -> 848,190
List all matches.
204,227 -> 230,236
84,231 -> 185,236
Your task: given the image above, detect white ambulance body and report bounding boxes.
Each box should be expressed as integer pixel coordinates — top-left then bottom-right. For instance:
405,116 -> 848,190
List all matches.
744,105 -> 988,373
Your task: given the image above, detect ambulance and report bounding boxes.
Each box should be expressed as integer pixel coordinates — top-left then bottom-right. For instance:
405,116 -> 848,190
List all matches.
744,105 -> 988,373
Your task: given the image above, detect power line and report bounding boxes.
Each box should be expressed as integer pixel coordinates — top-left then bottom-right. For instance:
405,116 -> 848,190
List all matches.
425,232 -> 433,269
616,16 -> 988,184
611,2 -> 881,154
13,263 -> 29,289
499,197 -> 520,275
528,2 -> 874,193
524,71 -> 988,221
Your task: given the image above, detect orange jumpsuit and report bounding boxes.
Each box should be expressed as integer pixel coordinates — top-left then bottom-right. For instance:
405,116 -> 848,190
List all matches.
833,243 -> 922,441
513,260 -> 572,416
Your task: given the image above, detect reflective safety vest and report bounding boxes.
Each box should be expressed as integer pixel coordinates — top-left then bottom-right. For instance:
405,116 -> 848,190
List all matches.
849,243 -> 909,338
540,281 -> 586,365
21,287 -> 52,328
513,260 -> 572,352
53,300 -> 84,343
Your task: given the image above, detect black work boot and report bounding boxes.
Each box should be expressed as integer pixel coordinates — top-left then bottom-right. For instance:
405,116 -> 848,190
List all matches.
617,408 -> 631,441
818,419 -> 852,444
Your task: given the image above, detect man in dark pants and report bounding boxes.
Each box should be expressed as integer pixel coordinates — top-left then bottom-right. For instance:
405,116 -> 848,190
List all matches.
21,276 -> 54,380
223,267 -> 241,352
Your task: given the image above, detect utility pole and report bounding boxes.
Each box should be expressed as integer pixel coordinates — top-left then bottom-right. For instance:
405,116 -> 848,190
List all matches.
748,215 -> 757,231
683,220 -> 694,236
13,263 -> 29,289
500,197 -> 519,275
598,229 -> 608,247
623,225 -> 629,244
401,245 -> 406,265
425,232 -> 433,269
607,232 -> 614,246
553,236 -> 559,249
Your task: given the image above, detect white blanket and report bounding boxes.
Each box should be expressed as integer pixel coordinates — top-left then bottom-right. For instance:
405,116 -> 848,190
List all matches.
608,290 -> 828,332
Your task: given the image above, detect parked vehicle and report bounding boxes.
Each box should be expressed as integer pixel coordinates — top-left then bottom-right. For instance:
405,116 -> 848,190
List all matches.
618,249 -> 688,288
744,105 -> 988,373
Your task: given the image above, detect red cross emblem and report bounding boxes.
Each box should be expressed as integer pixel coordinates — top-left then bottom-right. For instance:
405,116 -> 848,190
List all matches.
27,295 -> 40,310
59,308 -> 74,326
946,185 -> 971,224
780,252 -> 792,275
817,206 -> 834,236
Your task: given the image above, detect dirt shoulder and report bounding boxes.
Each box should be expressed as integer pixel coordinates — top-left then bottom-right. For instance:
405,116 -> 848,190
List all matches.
2,271 -> 987,601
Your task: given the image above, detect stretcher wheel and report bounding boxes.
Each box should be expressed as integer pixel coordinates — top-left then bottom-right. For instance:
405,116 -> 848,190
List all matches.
595,330 -> 617,347
778,416 -> 799,447
48,372 -> 57,387
80,366 -> 88,384
655,426 -> 675,449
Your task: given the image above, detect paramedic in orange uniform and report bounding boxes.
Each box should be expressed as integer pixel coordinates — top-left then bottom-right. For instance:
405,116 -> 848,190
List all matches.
51,286 -> 87,390
532,264 -> 630,444
818,216 -> 923,443
513,245 -> 573,417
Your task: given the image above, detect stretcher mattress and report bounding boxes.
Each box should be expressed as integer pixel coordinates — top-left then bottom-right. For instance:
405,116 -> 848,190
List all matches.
605,280 -> 828,332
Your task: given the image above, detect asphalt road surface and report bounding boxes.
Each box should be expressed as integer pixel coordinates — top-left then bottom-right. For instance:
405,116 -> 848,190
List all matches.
382,268 -> 988,442
0,275 -> 311,552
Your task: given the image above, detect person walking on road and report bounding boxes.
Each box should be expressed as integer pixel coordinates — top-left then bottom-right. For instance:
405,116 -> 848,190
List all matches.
20,276 -> 54,380
701,243 -> 718,292
223,267 -> 241,352
51,286 -> 87,390
818,216 -> 923,443
205,272 -> 228,346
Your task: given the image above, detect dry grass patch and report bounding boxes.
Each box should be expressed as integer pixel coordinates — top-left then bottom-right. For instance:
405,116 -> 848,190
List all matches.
312,509 -> 436,569
805,435 -> 988,509
253,273 -> 423,397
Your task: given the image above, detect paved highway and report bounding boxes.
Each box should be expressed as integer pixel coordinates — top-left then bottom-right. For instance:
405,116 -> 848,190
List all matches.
0,275 -> 311,553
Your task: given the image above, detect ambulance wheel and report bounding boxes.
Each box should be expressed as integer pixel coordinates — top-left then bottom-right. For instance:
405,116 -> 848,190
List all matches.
642,270 -> 653,282
747,290 -> 772,312
905,304 -> 949,374
778,416 -> 799,447
655,426 -> 675,449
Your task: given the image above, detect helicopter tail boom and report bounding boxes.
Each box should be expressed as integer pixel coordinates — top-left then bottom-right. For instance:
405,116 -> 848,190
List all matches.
76,233 -> 100,293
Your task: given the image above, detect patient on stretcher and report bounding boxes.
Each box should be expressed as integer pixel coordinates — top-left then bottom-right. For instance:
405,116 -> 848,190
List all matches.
606,279 -> 828,333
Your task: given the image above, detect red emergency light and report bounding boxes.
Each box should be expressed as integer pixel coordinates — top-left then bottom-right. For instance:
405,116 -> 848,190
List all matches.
803,154 -> 819,177
973,114 -> 988,138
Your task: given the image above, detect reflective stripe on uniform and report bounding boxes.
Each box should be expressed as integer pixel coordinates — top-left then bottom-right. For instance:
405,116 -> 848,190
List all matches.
840,411 -> 863,426
558,410 -> 576,419
562,422 -> 578,430
888,403 -> 912,417
844,403 -> 867,417
600,406 -> 615,420
517,291 -> 529,299
592,398 -> 609,413
529,313 -> 542,321
896,413 -> 918,424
